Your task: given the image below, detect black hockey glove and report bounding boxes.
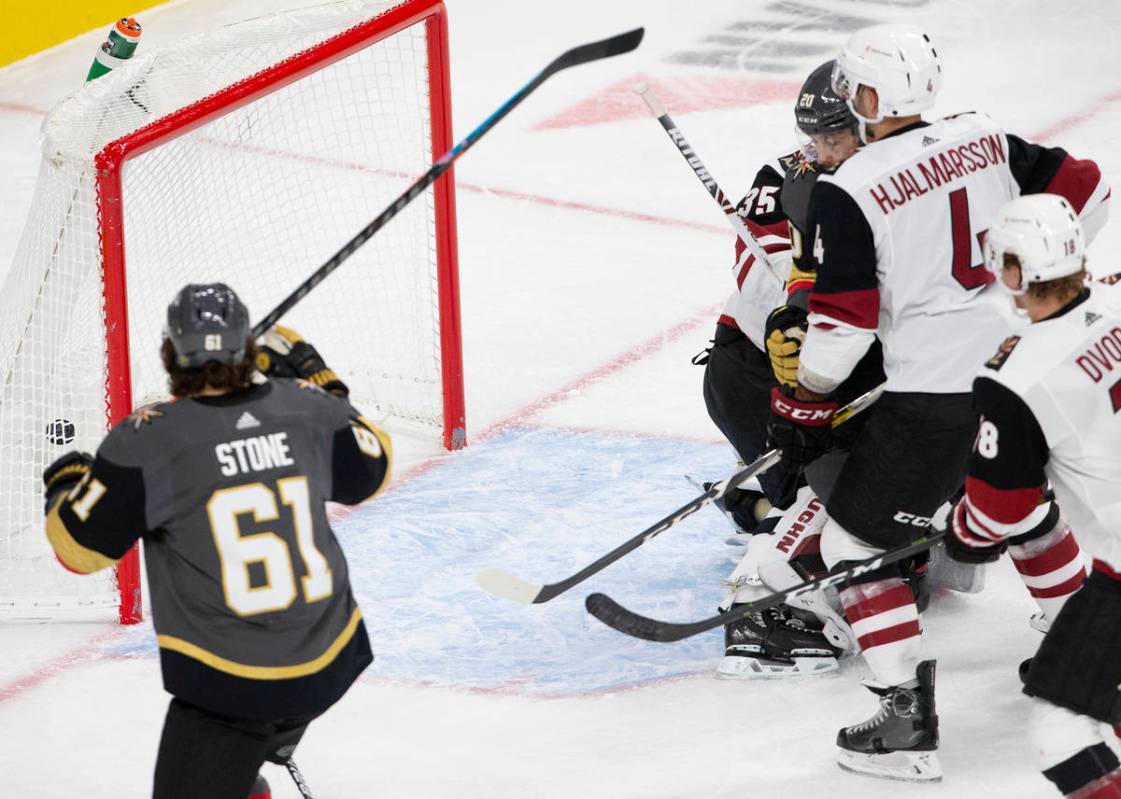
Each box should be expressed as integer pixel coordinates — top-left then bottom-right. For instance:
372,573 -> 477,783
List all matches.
767,385 -> 836,471
42,451 -> 94,513
256,325 -> 349,397
933,500 -> 1006,565
765,305 -> 807,389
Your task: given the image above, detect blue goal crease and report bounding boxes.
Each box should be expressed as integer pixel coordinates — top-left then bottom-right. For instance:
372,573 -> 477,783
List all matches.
104,426 -> 738,697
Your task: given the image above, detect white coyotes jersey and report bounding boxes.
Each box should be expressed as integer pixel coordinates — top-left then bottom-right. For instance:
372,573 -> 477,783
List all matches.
813,113 -> 1019,392
721,243 -> 790,351
722,147 -> 804,351
985,286 -> 1121,571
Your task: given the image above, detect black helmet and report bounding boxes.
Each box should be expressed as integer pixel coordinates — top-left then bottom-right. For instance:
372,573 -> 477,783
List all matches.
795,60 -> 856,136
165,283 -> 250,368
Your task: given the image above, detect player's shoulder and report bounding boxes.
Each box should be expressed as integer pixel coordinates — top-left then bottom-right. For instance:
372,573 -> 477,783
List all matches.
930,110 -> 1001,136
266,377 -> 355,423
100,398 -> 180,464
771,145 -> 807,177
744,146 -> 803,193
821,113 -> 1006,196
781,157 -> 821,231
981,289 -> 1115,391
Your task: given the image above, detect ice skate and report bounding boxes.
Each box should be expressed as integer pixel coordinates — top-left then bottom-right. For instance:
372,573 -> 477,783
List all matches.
717,605 -> 840,679
836,660 -> 941,782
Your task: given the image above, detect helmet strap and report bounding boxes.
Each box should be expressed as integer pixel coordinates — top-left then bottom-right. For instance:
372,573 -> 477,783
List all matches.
845,94 -> 883,144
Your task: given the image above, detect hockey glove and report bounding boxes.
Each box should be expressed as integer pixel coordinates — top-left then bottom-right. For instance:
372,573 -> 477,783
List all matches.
934,500 -> 1006,565
767,386 -> 836,471
765,305 -> 807,389
42,451 -> 94,513
256,325 -> 349,397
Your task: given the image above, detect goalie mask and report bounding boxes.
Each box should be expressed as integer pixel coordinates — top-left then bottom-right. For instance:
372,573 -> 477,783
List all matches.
831,24 -> 942,141
165,283 -> 251,368
984,194 -> 1086,294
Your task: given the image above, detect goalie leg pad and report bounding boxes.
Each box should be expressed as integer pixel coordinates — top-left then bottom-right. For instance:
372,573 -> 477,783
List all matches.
1024,569 -> 1121,723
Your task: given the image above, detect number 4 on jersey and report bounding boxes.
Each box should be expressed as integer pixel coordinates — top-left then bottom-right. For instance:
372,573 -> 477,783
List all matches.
950,188 -> 995,290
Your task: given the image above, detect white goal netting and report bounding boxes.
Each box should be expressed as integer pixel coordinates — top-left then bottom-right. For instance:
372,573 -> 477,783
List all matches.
0,0 -> 459,620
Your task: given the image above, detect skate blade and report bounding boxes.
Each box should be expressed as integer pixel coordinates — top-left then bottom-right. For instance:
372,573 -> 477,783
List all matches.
716,655 -> 839,680
836,749 -> 942,783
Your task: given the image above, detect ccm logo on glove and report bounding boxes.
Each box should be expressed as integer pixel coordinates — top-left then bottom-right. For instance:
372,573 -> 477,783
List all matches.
770,395 -> 834,425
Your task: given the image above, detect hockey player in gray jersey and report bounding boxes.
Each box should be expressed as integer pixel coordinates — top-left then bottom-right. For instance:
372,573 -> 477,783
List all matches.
43,284 -> 391,799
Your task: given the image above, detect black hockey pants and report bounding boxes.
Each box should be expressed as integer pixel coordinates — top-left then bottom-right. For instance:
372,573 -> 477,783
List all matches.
701,323 -> 800,507
153,698 -> 315,799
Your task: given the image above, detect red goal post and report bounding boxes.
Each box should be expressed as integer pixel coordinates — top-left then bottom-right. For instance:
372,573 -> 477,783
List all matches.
0,0 -> 464,624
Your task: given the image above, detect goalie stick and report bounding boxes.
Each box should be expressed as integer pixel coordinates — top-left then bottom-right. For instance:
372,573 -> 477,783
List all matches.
252,27 -> 645,338
635,84 -> 784,285
475,382 -> 884,605
585,529 -> 943,643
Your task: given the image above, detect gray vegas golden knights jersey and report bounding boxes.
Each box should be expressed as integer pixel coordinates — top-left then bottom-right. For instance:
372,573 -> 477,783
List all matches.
45,379 -> 391,720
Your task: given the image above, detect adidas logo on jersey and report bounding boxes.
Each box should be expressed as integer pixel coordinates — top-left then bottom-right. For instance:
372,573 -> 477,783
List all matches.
1086,311 -> 1103,326
235,411 -> 261,430
921,136 -> 940,147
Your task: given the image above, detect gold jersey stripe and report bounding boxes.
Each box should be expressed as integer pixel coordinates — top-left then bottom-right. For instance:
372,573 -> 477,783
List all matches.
157,606 -> 364,680
786,262 -> 817,293
354,416 -> 393,503
44,500 -> 119,574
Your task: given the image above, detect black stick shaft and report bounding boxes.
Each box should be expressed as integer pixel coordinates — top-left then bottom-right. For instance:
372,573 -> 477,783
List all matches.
477,382 -> 884,605
533,447 -> 783,603
251,27 -> 644,338
585,531 -> 943,643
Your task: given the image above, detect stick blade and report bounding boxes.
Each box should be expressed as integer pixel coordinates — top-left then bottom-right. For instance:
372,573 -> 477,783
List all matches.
554,27 -> 645,71
476,567 -> 546,604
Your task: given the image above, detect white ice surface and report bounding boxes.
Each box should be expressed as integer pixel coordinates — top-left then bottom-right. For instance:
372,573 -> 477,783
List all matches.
3,0 -> 1121,796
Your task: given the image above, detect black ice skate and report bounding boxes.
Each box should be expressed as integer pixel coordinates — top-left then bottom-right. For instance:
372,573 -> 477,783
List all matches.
836,660 -> 941,782
716,604 -> 840,679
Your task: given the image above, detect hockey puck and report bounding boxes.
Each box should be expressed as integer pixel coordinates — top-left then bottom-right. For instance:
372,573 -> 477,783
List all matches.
46,419 -> 75,445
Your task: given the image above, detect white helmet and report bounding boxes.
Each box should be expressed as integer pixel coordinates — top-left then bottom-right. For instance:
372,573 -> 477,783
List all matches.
984,194 -> 1086,291
831,24 -> 942,128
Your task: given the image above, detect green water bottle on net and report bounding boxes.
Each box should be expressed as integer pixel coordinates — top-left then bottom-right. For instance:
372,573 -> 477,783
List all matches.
86,17 -> 142,82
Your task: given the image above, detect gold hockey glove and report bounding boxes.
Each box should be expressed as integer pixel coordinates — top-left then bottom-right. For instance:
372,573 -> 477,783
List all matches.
765,305 -> 808,388
256,324 -> 349,396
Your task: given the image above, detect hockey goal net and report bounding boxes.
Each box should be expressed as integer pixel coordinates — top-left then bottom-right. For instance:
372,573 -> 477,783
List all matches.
0,0 -> 463,623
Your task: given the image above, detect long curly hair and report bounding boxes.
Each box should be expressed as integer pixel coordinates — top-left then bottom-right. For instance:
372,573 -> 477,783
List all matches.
161,337 -> 259,398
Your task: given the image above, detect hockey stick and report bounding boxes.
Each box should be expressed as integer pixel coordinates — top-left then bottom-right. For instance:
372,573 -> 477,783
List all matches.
635,84 -> 784,285
475,382 -> 885,604
285,758 -> 314,799
586,529 -> 943,643
250,27 -> 645,338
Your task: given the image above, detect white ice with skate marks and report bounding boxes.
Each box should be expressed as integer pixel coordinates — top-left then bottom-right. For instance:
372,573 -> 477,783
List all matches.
3,0 -> 1121,795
